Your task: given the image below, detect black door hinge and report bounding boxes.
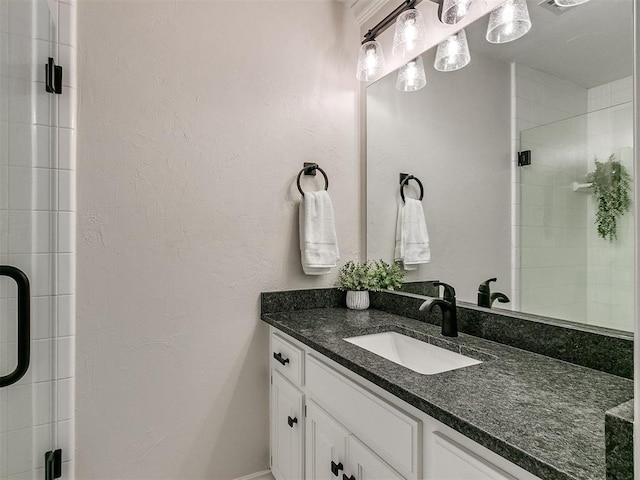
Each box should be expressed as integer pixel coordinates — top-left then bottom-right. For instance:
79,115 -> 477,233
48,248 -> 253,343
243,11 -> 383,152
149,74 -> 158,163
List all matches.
45,57 -> 63,95
45,449 -> 62,480
518,150 -> 531,166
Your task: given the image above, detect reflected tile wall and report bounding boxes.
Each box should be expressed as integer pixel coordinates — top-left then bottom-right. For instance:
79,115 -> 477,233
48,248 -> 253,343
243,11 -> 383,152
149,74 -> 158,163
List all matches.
514,66 -> 635,332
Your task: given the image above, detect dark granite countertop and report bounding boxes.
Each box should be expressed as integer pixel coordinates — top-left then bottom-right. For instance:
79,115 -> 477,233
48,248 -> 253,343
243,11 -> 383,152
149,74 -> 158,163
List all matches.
261,307 -> 634,480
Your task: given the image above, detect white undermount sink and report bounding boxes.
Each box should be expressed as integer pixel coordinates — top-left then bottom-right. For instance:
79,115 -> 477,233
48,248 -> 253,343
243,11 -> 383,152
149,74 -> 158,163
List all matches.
344,331 -> 482,375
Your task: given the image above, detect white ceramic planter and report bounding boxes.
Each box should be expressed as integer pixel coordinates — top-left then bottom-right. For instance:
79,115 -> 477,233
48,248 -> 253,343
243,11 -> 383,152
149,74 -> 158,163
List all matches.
346,290 -> 370,310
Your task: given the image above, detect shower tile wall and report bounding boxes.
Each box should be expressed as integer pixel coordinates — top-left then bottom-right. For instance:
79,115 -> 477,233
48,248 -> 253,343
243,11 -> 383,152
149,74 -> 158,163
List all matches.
515,65 -> 635,331
515,65 -> 590,322
514,64 -> 588,132
586,77 -> 634,331
0,0 -> 76,478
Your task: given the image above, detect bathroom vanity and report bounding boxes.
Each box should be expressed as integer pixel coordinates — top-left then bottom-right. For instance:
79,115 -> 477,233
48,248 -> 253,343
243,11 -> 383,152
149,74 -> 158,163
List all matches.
262,289 -> 634,480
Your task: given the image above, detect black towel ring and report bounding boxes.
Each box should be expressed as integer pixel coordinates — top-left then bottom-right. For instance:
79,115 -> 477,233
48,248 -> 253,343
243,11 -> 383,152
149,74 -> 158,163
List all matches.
297,163 -> 329,196
400,175 -> 424,203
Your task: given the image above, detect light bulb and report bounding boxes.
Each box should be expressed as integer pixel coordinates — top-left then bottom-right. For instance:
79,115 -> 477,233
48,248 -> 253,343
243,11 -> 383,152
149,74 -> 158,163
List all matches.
406,61 -> 417,87
365,49 -> 376,76
404,19 -> 416,52
447,35 -> 460,63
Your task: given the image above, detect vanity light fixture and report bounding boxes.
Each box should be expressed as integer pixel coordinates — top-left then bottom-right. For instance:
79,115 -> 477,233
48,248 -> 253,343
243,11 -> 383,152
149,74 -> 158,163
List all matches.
392,8 -> 428,57
439,0 -> 473,25
486,0 -> 531,44
357,0 -> 426,81
396,56 -> 427,91
434,29 -> 470,72
554,0 -> 590,6
356,40 -> 386,81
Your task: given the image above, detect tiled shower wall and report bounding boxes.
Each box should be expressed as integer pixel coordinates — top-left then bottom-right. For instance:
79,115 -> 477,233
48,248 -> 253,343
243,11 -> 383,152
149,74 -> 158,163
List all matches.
0,0 -> 76,477
586,77 -> 634,331
514,65 -> 635,331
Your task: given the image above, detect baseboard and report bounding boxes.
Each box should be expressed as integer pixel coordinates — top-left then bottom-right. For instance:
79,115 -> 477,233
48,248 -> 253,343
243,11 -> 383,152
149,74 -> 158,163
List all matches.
233,469 -> 273,480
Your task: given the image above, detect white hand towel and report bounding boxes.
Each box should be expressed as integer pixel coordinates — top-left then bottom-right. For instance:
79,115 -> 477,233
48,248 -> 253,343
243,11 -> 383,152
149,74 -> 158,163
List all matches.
394,198 -> 430,270
299,191 -> 339,275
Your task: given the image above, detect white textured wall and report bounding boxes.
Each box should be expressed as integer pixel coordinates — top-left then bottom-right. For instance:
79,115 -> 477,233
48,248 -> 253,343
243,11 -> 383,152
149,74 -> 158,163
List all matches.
76,2 -> 359,478
366,49 -> 512,304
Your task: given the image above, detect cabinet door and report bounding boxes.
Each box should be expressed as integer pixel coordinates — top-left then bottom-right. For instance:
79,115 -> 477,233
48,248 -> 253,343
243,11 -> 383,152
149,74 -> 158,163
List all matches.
271,371 -> 305,480
427,432 -> 516,480
306,400 -> 350,480
346,435 -> 405,480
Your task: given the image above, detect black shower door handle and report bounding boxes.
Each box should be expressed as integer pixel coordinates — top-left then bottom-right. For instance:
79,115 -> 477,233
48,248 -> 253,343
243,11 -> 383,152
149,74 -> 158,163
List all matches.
0,266 -> 30,387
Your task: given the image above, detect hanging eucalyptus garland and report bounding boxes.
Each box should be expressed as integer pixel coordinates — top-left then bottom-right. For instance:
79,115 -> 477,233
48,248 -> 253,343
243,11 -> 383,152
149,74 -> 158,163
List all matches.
585,154 -> 631,242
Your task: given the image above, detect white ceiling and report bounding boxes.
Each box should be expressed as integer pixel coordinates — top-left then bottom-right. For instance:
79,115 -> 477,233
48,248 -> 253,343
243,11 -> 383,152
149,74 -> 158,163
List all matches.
464,0 -> 633,88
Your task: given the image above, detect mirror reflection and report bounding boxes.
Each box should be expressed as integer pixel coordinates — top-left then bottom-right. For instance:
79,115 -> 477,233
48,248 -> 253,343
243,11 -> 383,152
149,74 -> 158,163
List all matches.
366,0 -> 634,331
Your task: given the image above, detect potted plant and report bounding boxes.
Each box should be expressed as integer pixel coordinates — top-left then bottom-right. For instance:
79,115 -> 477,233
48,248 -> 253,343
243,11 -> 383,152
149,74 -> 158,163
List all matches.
337,260 -> 405,310
370,260 -> 405,292
585,154 -> 631,242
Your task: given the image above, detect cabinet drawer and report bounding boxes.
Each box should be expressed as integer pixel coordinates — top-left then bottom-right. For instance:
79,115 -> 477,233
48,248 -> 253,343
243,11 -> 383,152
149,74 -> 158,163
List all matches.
306,355 -> 420,479
271,332 -> 304,386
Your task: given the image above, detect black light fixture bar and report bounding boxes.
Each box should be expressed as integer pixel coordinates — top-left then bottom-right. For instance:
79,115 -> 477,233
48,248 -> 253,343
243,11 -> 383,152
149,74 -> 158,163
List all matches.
362,0 -> 421,44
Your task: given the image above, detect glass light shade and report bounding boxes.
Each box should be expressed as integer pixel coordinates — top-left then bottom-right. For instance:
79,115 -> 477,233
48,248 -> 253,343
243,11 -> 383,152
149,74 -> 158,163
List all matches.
356,40 -> 385,81
434,29 -> 470,72
392,9 -> 427,58
440,0 -> 473,25
554,0 -> 590,6
396,56 -> 426,92
486,0 -> 531,44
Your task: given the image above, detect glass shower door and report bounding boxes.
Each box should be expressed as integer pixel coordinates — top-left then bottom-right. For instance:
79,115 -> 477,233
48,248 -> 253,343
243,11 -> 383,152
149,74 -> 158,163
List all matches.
518,101 -> 635,332
1,0 -> 62,478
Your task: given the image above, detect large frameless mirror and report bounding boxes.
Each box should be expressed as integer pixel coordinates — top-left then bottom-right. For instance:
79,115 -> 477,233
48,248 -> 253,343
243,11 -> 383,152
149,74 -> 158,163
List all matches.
366,0 -> 635,332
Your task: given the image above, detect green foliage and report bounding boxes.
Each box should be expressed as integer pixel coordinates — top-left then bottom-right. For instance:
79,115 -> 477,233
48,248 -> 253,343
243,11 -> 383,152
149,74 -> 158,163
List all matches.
585,154 -> 632,242
336,260 -> 405,292
370,260 -> 405,292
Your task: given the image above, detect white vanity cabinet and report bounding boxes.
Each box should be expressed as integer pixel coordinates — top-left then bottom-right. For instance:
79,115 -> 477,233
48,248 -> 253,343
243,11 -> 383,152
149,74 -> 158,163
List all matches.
270,332 -> 306,480
271,371 -> 304,480
269,327 -> 541,480
305,400 -> 405,480
305,400 -> 349,480
346,435 -> 406,480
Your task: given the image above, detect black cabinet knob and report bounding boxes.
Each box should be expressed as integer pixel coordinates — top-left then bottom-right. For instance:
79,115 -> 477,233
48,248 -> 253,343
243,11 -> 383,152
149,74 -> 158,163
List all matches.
273,352 -> 290,366
342,475 -> 356,480
331,461 -> 344,476
287,416 -> 298,428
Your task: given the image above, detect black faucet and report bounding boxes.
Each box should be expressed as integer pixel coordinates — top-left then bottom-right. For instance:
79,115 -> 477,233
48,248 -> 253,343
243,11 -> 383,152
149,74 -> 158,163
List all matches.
477,278 -> 510,308
419,281 -> 457,337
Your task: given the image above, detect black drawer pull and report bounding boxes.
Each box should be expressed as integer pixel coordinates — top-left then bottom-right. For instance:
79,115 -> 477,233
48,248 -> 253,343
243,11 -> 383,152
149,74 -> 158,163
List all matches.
331,461 -> 343,476
273,352 -> 290,366
287,416 -> 298,428
343,475 -> 356,480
